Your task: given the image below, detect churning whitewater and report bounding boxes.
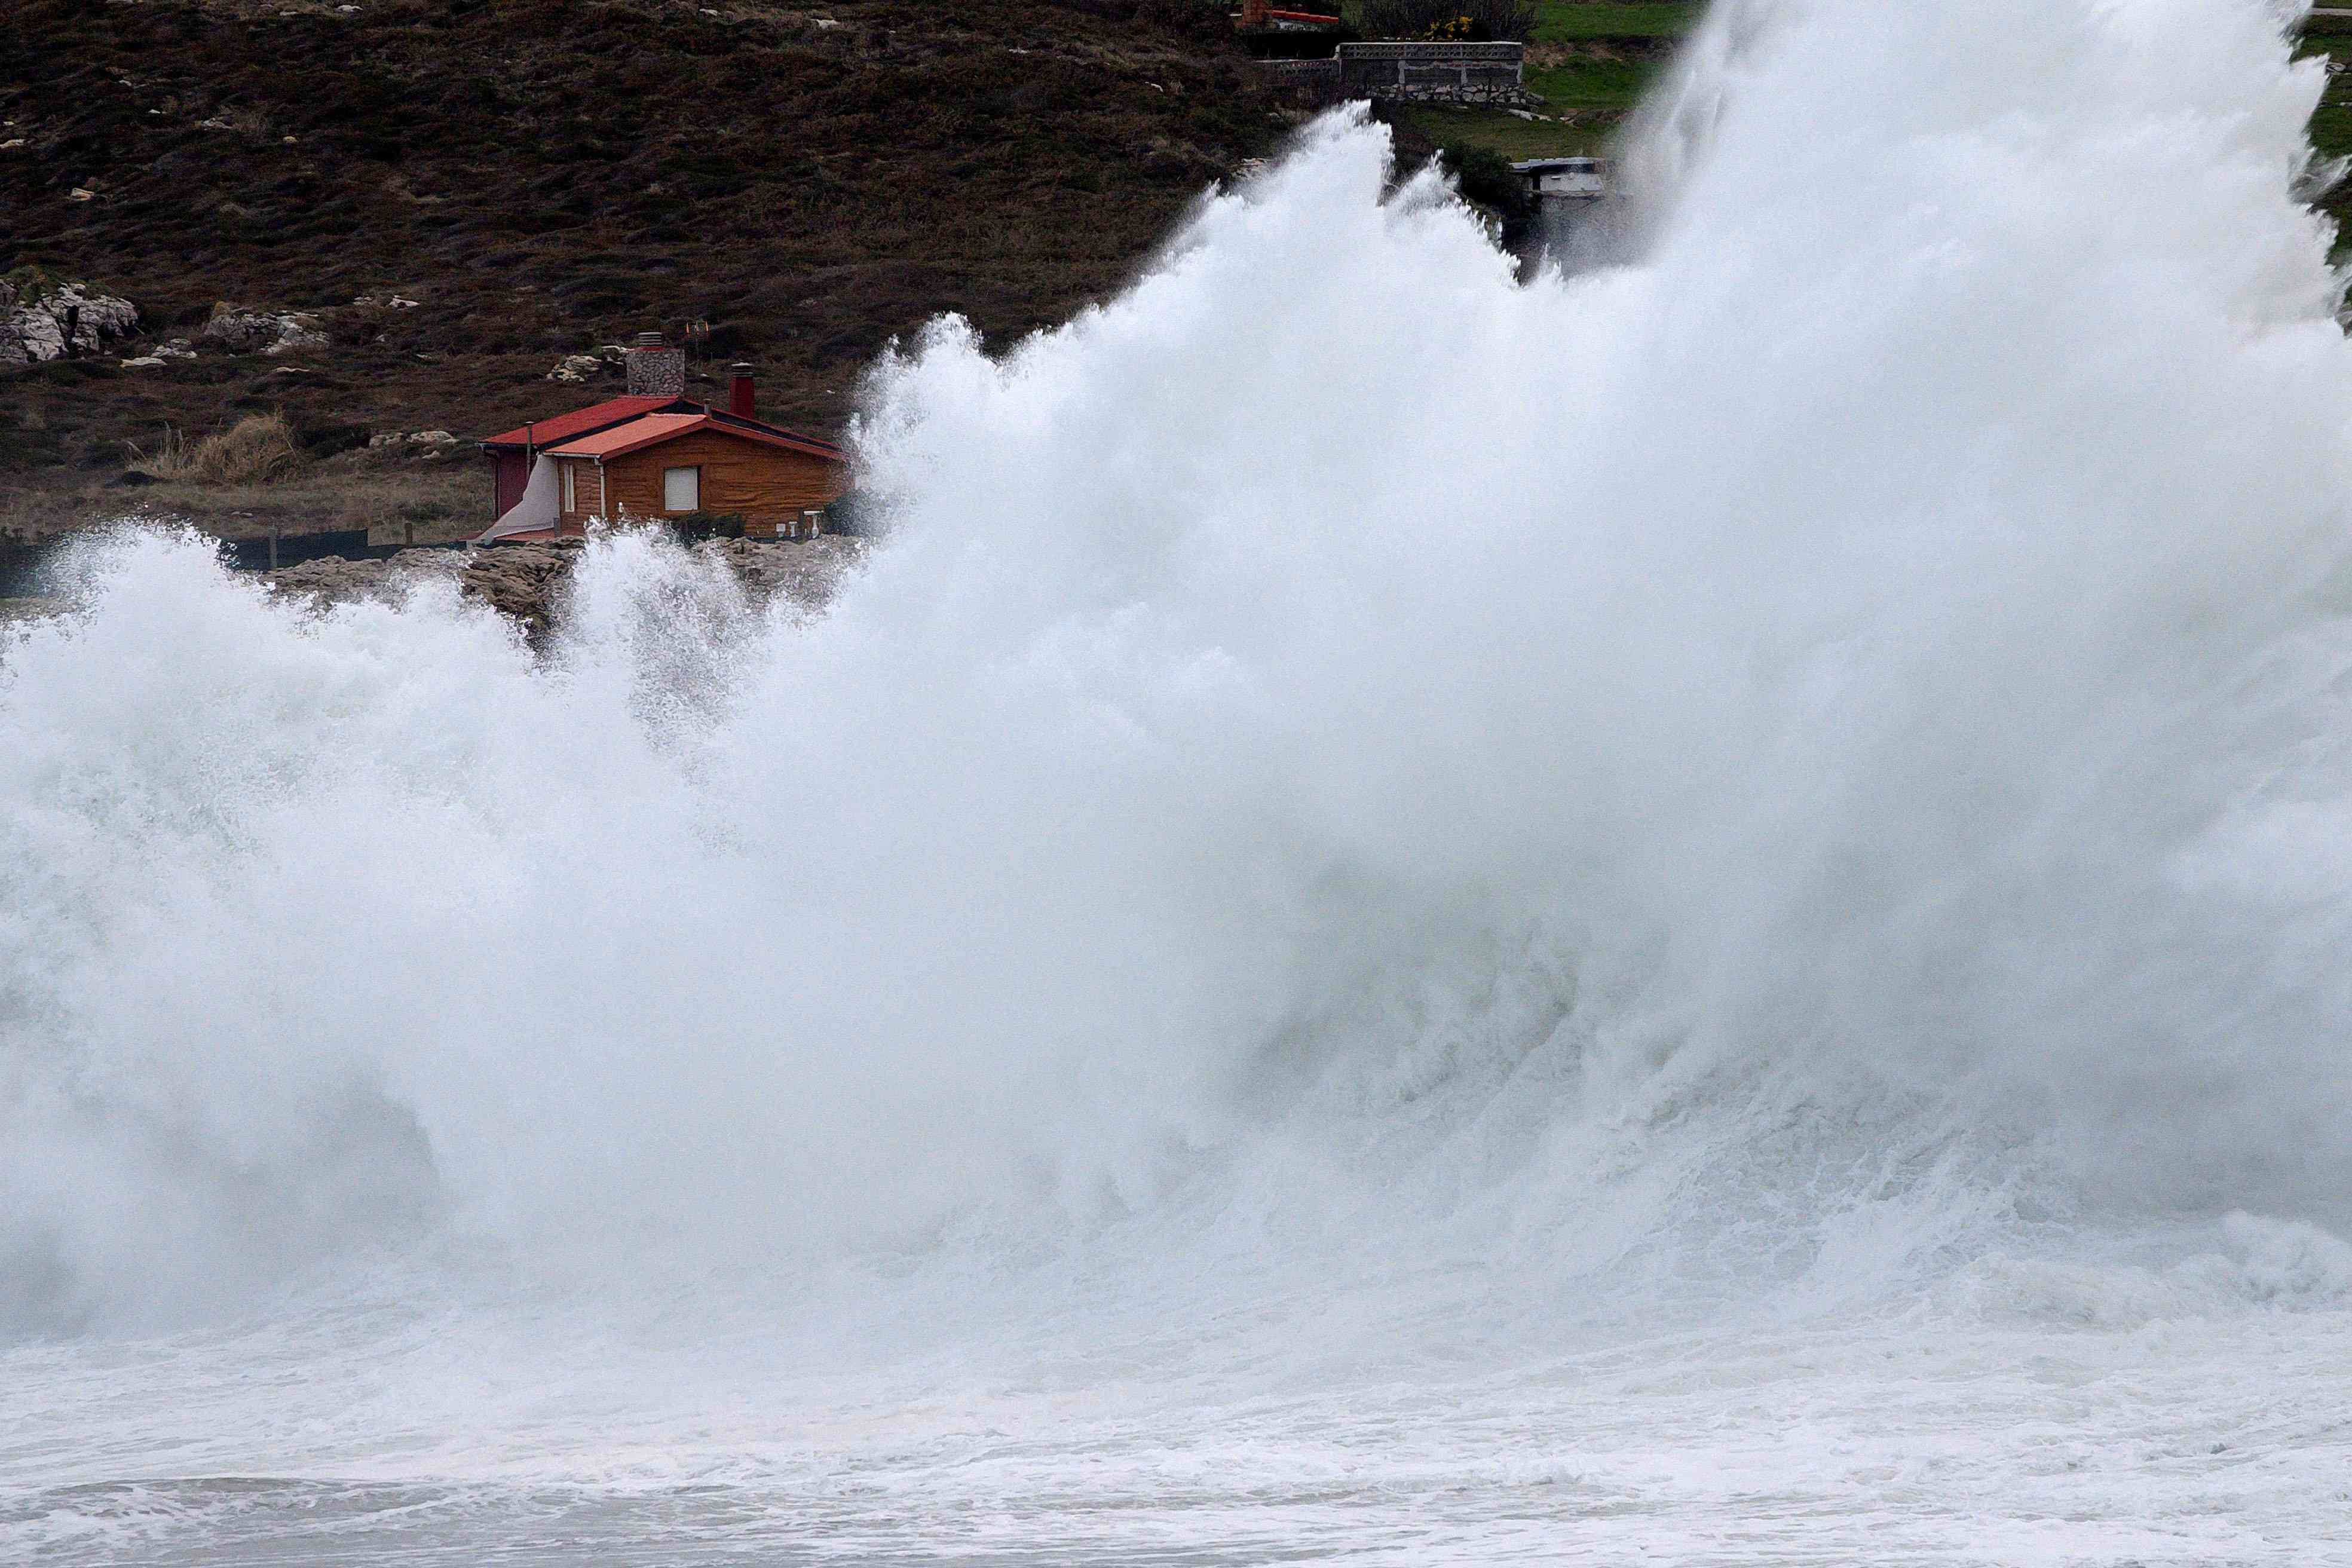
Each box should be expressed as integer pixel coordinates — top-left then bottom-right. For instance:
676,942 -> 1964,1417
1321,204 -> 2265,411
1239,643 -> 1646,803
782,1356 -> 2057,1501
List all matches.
7,0 -> 2352,1560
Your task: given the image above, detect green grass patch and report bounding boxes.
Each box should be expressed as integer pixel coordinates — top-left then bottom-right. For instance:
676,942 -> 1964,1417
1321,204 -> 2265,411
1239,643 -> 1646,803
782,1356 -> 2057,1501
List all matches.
1524,55 -> 1652,109
1394,103 -> 1613,160
2311,102 -> 2352,161
1339,0 -> 1695,41
1532,2 -> 1695,42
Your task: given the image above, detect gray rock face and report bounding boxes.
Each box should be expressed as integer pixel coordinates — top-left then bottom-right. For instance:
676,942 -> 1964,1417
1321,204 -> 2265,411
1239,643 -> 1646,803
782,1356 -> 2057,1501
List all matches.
262,537 -> 868,641
121,338 -> 196,369
366,430 -> 460,460
203,304 -> 328,356
200,307 -> 274,353
0,309 -> 65,366
0,278 -> 140,365
48,283 -> 139,340
705,537 -> 866,612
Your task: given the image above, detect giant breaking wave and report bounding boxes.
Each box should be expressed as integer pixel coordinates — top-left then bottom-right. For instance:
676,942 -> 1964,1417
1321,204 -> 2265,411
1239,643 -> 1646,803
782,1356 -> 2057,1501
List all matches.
5,0 -> 2352,1344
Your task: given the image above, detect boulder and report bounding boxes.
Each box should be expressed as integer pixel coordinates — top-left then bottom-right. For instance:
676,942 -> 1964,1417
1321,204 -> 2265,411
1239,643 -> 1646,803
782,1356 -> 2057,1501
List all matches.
367,430 -> 462,458
0,274 -> 139,364
267,318 -> 329,356
46,283 -> 138,341
200,306 -> 277,353
203,304 -> 327,356
546,353 -> 604,384
0,309 -> 65,366
125,336 -> 203,369
258,536 -> 868,642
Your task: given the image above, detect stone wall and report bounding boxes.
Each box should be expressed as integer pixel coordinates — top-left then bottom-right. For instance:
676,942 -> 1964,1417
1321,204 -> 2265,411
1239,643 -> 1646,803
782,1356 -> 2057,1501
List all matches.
625,344 -> 686,399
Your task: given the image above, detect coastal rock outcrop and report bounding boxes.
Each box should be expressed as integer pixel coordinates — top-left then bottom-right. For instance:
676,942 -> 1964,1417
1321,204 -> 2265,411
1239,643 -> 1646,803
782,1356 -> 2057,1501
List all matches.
202,304 -> 329,357
366,430 -> 460,458
119,338 -> 197,370
262,536 -> 866,641
0,307 -> 64,367
0,274 -> 141,365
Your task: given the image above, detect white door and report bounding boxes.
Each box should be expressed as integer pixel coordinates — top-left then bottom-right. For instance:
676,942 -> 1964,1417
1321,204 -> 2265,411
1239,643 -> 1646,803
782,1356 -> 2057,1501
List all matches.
663,466 -> 700,512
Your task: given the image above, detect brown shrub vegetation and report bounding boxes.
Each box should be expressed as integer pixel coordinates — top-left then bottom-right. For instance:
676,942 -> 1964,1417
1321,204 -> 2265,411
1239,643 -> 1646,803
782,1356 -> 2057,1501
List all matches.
0,0 -> 1283,479
127,412 -> 303,484
1355,0 -> 1539,40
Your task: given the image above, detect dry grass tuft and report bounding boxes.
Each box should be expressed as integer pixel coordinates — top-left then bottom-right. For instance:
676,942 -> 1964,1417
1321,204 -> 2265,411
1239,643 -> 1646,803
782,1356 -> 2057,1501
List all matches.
124,424 -> 198,480
191,414 -> 304,484
127,414 -> 304,486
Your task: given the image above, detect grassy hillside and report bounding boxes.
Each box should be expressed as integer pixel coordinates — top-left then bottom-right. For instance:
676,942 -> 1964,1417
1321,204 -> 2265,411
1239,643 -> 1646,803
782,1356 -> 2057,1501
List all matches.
0,0 -> 1281,501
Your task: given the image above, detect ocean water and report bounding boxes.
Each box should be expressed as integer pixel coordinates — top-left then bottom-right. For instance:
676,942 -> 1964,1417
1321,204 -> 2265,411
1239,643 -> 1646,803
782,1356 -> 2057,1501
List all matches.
7,0 -> 2352,1560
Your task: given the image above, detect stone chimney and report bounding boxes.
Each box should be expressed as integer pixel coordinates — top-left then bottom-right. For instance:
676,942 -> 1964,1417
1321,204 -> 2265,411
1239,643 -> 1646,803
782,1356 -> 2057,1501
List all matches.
626,329 -> 685,399
727,362 -> 756,420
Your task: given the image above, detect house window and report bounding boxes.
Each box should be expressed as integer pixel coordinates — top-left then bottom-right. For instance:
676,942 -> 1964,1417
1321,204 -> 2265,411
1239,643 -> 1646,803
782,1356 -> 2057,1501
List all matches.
562,463 -> 576,514
663,466 -> 701,512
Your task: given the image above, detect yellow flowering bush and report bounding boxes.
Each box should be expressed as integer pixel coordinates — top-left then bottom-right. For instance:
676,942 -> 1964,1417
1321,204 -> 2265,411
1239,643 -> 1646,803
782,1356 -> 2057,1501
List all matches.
1356,1 -> 1535,42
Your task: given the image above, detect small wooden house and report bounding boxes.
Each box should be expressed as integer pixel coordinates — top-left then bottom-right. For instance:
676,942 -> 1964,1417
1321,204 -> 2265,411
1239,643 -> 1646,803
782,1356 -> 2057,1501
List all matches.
477,334 -> 846,542
543,412 -> 844,535
480,393 -> 692,520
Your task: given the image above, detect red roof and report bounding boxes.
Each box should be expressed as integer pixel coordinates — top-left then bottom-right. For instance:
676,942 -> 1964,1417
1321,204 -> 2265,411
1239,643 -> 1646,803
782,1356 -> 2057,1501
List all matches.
709,409 -> 845,461
480,396 -> 683,450
544,412 -> 844,464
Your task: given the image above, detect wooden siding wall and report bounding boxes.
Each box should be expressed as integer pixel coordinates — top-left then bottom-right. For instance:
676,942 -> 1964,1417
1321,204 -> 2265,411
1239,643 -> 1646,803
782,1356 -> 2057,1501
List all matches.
556,455 -> 604,522
552,433 -> 844,528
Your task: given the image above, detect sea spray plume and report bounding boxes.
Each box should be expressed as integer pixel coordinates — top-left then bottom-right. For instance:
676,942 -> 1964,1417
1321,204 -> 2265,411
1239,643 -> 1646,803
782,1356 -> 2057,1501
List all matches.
2,0 -> 2352,1339
1545,0 -> 2352,1212
852,0 -> 2352,1212
835,0 -> 2352,1242
1560,0 -> 1802,270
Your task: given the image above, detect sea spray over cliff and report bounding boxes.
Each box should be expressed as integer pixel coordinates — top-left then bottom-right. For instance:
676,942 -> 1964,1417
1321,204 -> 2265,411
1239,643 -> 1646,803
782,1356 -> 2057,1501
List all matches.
5,0 -> 2352,1378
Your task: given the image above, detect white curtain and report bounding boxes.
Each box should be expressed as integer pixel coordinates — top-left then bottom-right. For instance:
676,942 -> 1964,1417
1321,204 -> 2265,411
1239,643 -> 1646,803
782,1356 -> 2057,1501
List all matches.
477,454 -> 561,543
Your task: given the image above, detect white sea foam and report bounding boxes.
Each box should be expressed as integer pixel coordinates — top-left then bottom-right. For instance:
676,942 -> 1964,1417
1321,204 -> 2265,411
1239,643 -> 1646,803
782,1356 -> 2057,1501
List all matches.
5,0 -> 2352,1558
